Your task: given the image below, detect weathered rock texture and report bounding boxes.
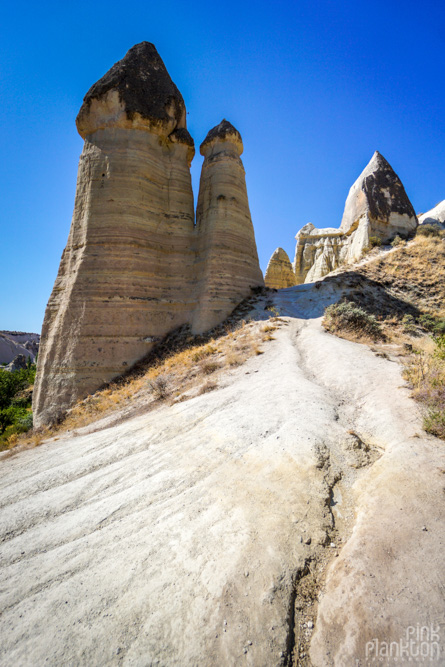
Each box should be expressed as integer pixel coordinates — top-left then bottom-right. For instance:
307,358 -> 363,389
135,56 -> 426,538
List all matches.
2,285 -> 444,666
293,151 -> 418,284
33,45 -> 263,427
264,247 -> 296,289
418,199 -> 445,227
192,120 -> 264,332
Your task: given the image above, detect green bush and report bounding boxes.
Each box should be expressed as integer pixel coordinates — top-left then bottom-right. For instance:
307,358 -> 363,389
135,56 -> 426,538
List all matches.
368,236 -> 382,248
416,224 -> 441,238
424,410 -> 445,439
17,412 -> 33,432
391,235 -> 405,248
418,314 -> 445,335
433,320 -> 445,335
0,364 -> 36,448
323,301 -> 383,339
402,313 -> 417,334
419,313 -> 436,331
435,335 -> 445,360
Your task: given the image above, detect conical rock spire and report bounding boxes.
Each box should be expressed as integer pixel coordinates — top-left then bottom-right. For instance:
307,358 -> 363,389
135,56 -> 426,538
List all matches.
76,41 -> 191,141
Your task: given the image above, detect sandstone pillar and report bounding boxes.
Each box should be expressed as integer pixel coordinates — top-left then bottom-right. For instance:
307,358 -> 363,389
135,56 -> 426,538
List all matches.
192,120 -> 264,333
33,42 -> 196,427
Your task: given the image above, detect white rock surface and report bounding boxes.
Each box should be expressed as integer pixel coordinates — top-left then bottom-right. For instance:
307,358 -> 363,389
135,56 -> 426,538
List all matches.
2,284 -> 444,666
418,199 -> 445,227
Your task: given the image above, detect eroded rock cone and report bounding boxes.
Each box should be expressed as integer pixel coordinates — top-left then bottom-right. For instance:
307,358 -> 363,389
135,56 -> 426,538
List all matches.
192,120 -> 264,332
339,150 -> 418,240
33,43 -> 196,427
293,152 -> 418,284
264,248 -> 296,289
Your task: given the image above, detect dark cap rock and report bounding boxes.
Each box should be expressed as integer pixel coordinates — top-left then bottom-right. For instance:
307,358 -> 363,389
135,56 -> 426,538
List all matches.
76,42 -> 189,139
362,151 -> 417,222
169,128 -> 195,165
200,119 -> 243,157
340,151 -> 417,233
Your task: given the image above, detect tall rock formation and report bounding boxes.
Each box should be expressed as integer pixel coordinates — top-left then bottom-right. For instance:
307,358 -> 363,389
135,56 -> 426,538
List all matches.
192,120 -> 264,333
339,151 -> 417,240
293,151 -> 417,284
34,47 -> 263,427
264,248 -> 296,289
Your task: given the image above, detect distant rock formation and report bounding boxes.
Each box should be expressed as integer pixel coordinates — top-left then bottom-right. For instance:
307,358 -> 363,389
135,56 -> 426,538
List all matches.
192,120 -> 264,332
418,200 -> 445,227
0,332 -> 39,365
33,43 -> 263,427
4,354 -> 29,373
264,248 -> 296,289
292,151 -> 417,284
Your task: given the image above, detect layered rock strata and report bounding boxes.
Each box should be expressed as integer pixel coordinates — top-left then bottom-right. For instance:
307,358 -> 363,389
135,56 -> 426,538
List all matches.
293,151 -> 418,284
34,45 -> 263,427
418,199 -> 445,227
192,120 -> 264,332
264,247 -> 296,289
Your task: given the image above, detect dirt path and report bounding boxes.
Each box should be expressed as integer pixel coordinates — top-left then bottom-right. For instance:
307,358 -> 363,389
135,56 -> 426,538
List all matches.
0,283 -> 444,666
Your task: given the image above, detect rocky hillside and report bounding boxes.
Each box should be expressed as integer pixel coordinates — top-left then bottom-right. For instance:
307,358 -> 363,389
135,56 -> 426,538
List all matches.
1,244 -> 444,665
322,230 -> 445,324
0,331 -> 40,365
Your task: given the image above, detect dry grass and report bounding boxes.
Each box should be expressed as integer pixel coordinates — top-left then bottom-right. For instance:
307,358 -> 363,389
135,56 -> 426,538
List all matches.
403,336 -> 445,439
357,235 -> 445,319
148,374 -> 171,400
200,360 -> 220,375
323,235 -> 445,345
198,380 -> 218,395
7,308 -> 285,452
225,352 -> 244,367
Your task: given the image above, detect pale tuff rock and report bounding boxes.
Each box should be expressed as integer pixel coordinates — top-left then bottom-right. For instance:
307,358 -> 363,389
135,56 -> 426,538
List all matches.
0,331 -> 39,365
293,222 -> 370,284
192,120 -> 264,333
2,286 -> 444,666
33,48 -> 262,427
293,151 -> 418,284
418,199 -> 445,227
264,247 -> 296,289
4,354 -> 29,373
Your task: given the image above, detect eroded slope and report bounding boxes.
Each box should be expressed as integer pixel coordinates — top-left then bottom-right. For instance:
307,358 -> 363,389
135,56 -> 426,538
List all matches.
1,284 -> 444,666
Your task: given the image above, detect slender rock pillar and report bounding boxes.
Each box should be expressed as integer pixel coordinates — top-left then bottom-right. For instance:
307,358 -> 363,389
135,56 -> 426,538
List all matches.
192,120 -> 264,333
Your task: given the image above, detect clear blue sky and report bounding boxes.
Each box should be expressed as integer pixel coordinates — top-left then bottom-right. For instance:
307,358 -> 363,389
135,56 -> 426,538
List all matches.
1,0 -> 444,332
